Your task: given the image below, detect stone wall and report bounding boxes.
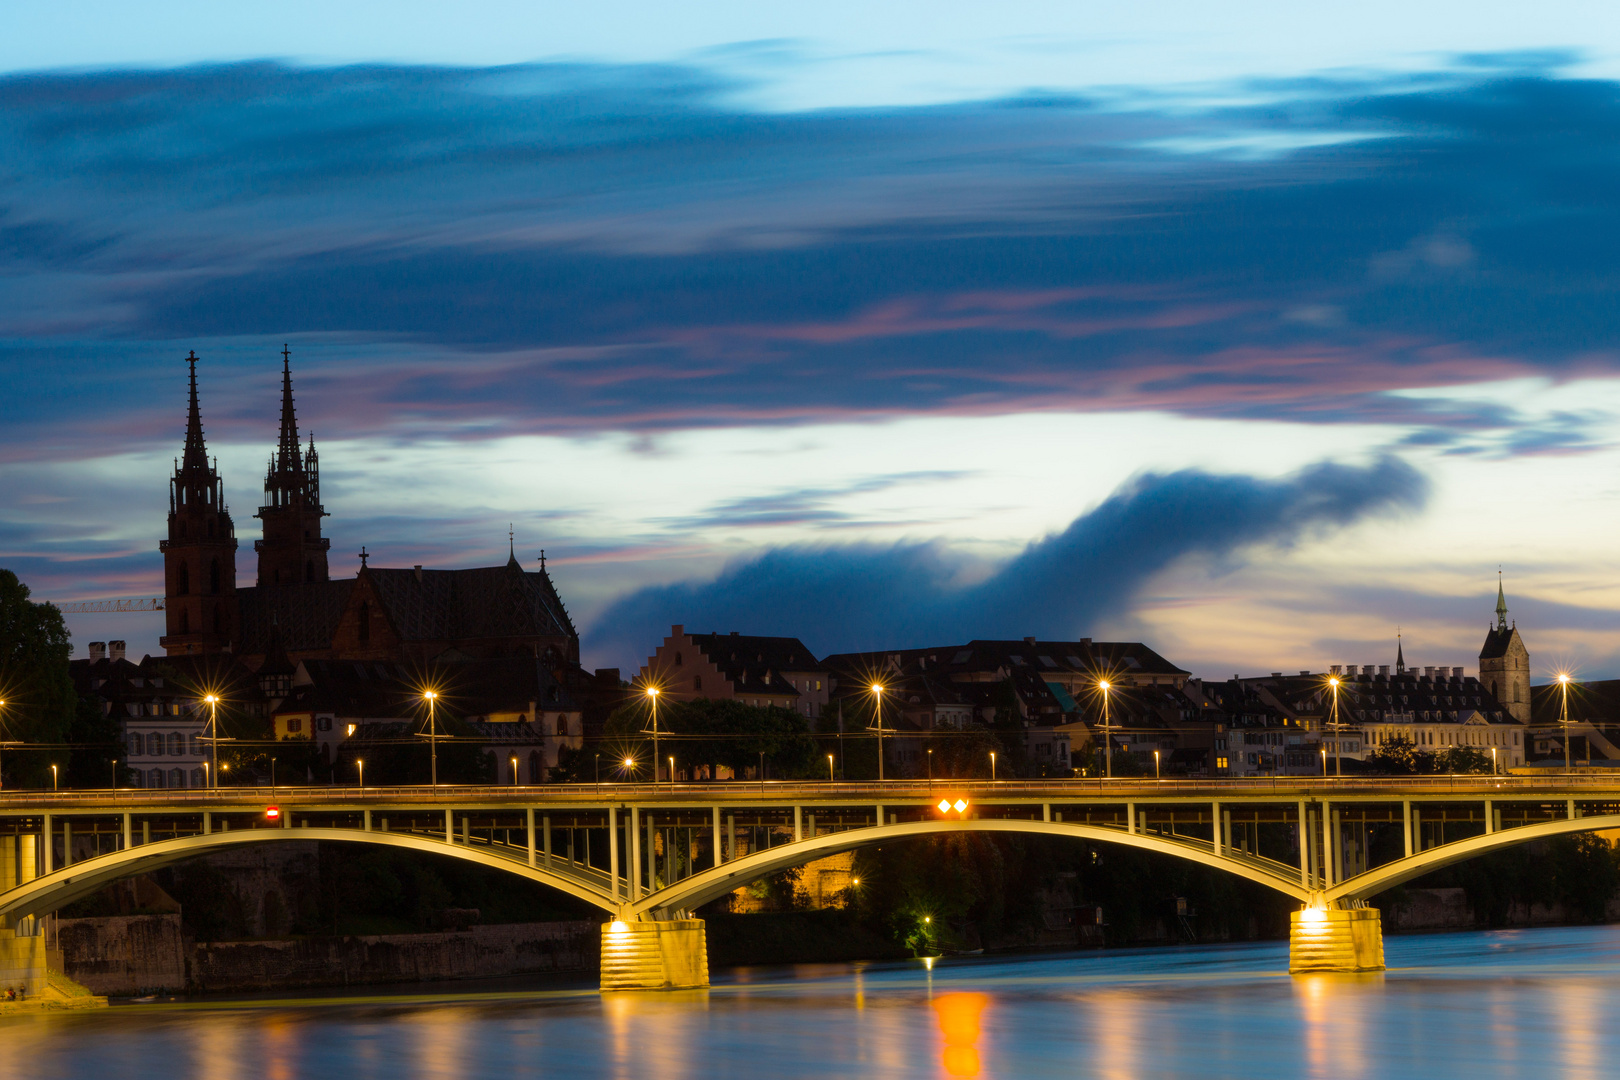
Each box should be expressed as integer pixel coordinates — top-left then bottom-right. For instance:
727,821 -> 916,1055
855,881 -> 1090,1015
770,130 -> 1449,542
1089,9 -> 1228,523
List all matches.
56,914 -> 187,995
185,921 -> 599,993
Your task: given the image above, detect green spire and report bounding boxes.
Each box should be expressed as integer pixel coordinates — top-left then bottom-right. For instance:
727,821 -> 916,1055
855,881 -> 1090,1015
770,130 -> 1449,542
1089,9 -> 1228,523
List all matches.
1496,574 -> 1509,631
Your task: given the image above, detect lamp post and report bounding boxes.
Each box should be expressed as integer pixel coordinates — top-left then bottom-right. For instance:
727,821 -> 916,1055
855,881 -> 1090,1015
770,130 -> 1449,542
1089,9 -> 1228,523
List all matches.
202,761 -> 209,789
422,690 -> 440,787
668,754 -> 675,787
1491,746 -> 1498,775
869,684 -> 886,782
357,758 -> 365,789
51,763 -> 58,791
828,753 -> 835,783
1327,676 -> 1343,778
511,754 -> 519,787
927,747 -> 933,788
1559,673 -> 1572,771
990,751 -> 997,781
1098,680 -> 1114,779
1153,749 -> 1160,780
644,686 -> 661,784
204,694 -> 221,789
1320,748 -> 1327,776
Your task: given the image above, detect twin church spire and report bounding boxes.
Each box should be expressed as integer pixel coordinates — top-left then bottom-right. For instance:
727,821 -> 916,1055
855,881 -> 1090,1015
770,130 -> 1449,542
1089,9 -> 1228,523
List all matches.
161,349 -> 333,657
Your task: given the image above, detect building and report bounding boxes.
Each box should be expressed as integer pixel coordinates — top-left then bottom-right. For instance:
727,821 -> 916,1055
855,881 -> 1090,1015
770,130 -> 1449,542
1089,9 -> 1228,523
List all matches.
270,656 -> 586,783
159,350 -> 580,672
1479,579 -> 1532,723
641,627 -> 829,719
69,641 -> 267,789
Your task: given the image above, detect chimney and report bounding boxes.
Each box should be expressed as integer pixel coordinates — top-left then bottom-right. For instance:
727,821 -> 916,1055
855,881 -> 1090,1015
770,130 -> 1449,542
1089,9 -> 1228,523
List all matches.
1378,665 -> 1390,678
672,624 -> 683,637
1024,636 -> 1037,646
109,640 -> 126,662
1362,665 -> 1376,676
1329,665 -> 1342,675
1300,670 -> 1310,677
414,565 -> 423,582
89,641 -> 106,662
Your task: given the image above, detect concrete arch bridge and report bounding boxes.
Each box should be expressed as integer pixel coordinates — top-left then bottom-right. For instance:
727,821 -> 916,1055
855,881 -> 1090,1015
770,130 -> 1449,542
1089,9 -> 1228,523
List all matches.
3,777 -> 1618,990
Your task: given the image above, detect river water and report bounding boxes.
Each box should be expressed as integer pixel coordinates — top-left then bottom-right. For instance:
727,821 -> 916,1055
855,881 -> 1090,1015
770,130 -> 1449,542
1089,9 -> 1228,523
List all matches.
4,926 -> 1620,1079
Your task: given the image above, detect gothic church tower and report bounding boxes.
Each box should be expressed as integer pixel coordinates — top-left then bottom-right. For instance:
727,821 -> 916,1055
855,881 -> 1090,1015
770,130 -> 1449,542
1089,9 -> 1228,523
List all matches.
160,352 -> 239,655
1479,577 -> 1531,723
255,346 -> 330,586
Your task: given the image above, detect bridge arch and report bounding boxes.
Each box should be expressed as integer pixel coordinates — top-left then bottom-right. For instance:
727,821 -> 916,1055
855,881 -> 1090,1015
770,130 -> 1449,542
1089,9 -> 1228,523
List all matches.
0,828 -> 620,923
1327,812 -> 1620,906
632,818 -> 1312,919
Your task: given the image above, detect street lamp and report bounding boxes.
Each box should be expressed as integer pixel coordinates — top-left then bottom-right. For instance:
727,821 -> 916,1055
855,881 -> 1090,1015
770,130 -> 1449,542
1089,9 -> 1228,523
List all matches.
203,694 -> 221,789
1491,746 -> 1498,776
1320,748 -> 1327,776
1153,749 -> 1160,780
419,690 -> 441,787
827,753 -> 835,782
1097,680 -> 1115,779
926,747 -> 933,788
1326,677 -> 1343,778
1558,673 -> 1573,771
668,754 -> 675,787
51,763 -> 58,791
357,758 -> 365,788
511,754 -> 519,787
869,684 -> 887,782
990,751 -> 997,781
202,761 -> 210,788
643,686 -> 661,784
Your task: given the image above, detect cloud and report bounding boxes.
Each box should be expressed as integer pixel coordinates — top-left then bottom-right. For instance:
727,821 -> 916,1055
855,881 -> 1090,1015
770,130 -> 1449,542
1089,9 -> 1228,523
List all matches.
7,65 -> 1620,461
584,455 -> 1429,667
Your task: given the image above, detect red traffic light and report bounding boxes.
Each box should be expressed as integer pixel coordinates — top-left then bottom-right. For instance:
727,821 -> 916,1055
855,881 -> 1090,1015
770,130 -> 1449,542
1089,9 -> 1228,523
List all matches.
265,806 -> 281,819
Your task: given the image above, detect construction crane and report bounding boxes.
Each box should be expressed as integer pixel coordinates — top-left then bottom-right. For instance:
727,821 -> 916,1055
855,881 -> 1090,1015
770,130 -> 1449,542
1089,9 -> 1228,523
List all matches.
52,598 -> 165,614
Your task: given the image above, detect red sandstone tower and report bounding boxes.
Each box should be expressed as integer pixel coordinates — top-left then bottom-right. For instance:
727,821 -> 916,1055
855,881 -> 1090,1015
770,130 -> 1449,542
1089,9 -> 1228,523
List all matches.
160,352 -> 239,655
255,346 -> 330,587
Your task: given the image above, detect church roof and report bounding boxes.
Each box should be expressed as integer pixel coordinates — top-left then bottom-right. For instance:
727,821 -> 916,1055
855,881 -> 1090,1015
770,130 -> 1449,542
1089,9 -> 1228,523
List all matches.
1479,627 -> 1519,660
237,579 -> 355,655
364,563 -> 576,642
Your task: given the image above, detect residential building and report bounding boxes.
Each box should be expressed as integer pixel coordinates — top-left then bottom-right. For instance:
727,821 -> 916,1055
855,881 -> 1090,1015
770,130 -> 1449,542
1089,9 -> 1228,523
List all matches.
641,626 -> 829,718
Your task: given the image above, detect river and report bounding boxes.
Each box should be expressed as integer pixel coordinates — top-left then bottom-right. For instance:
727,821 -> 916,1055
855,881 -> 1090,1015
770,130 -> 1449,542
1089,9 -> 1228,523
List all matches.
4,925 -> 1620,1079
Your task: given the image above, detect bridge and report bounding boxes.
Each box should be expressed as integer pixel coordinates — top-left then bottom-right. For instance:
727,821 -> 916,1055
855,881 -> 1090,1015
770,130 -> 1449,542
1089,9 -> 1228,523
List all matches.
4,775 -> 1620,991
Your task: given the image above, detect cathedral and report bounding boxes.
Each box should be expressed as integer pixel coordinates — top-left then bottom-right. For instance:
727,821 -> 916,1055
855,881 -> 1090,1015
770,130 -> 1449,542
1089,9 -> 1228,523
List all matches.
160,350 -> 579,671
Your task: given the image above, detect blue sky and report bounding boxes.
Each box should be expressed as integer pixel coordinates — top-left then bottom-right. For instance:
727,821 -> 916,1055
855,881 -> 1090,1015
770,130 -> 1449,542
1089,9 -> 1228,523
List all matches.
5,5 -> 1620,677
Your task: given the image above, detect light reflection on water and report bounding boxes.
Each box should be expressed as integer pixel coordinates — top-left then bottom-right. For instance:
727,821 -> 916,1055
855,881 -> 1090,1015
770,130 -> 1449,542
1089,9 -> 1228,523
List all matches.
8,927 -> 1620,1078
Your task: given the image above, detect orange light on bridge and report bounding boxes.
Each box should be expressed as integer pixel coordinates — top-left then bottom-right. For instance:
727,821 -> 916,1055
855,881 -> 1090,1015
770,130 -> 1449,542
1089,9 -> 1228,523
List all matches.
937,799 -> 951,813
265,806 -> 280,820
936,797 -> 970,816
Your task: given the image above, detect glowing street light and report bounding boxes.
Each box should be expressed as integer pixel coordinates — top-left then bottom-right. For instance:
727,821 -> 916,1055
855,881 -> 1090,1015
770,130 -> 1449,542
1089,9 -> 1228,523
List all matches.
989,751 -> 997,781
203,693 -> 221,789
868,684 -> 888,782
668,754 -> 675,787
1153,749 -> 1161,780
51,763 -> 58,791
1097,679 -> 1115,779
827,753 -> 835,783
1326,676 -> 1344,778
357,758 -> 365,789
418,690 -> 442,787
1558,673 -> 1573,771
643,686 -> 662,784
511,754 -> 519,787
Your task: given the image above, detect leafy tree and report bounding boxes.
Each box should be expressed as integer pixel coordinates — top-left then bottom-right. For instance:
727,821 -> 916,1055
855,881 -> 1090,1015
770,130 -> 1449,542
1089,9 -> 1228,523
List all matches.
0,569 -> 76,788
593,696 -> 818,780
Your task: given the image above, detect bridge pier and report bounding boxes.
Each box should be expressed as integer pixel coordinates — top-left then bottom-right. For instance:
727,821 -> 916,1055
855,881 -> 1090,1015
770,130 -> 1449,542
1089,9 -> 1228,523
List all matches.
0,920 -> 47,997
600,919 -> 709,991
1288,907 -> 1384,973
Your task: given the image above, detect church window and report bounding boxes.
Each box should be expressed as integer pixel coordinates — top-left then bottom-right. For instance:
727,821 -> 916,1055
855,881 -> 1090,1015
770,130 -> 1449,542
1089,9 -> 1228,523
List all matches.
358,601 -> 371,643
209,558 -> 220,594
177,562 -> 190,596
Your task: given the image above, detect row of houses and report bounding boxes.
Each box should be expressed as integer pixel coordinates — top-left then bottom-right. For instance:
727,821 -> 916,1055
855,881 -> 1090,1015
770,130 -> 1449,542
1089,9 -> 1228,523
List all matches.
71,585 -> 1574,785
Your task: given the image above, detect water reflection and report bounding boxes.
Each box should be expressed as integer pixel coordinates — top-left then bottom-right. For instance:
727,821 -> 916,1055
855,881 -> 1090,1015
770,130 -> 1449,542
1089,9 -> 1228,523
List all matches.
8,928 -> 1620,1079
932,993 -> 987,1078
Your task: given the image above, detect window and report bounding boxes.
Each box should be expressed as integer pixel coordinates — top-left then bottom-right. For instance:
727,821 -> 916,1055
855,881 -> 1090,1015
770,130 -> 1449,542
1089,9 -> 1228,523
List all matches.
189,735 -> 202,755
169,768 -> 185,789
1216,756 -> 1229,770
130,733 -> 144,756
179,608 -> 190,634
674,652 -> 683,666
529,750 -> 543,783
693,675 -> 702,691
305,560 -> 315,583
209,558 -> 220,594
177,562 -> 190,596
317,717 -> 332,732
168,732 -> 183,755
190,767 -> 206,787
287,717 -> 303,733
148,768 -> 165,788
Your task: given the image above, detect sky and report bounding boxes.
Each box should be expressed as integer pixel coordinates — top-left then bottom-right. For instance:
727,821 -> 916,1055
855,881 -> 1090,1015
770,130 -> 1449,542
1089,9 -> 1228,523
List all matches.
5,3 -> 1620,679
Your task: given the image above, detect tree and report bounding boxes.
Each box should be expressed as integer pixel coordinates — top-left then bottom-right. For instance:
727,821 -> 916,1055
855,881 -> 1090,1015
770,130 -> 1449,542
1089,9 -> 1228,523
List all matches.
0,569 -> 76,788
595,696 -> 818,780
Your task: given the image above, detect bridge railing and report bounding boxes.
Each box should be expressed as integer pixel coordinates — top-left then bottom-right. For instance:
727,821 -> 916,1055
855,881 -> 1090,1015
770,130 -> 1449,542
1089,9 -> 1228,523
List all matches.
3,772 -> 1620,805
